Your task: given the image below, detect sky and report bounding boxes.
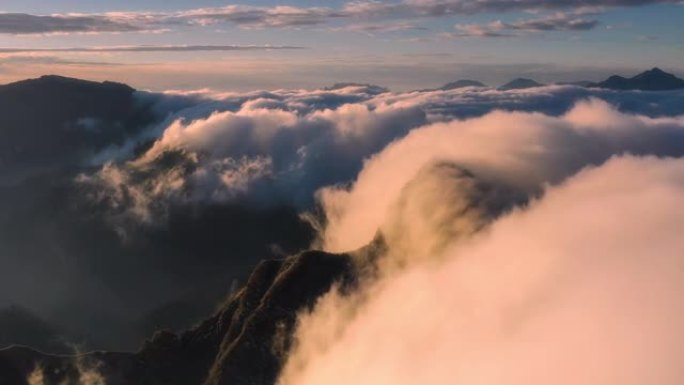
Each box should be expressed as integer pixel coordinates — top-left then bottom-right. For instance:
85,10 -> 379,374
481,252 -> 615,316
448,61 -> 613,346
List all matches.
0,0 -> 682,91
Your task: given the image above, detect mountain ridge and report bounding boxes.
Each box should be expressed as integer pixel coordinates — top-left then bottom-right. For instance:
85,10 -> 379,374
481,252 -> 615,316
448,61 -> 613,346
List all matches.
591,67 -> 684,90
0,249 -> 358,385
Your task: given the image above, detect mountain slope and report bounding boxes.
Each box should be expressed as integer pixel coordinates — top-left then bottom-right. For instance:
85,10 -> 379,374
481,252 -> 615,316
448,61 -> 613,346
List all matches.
0,250 -> 357,385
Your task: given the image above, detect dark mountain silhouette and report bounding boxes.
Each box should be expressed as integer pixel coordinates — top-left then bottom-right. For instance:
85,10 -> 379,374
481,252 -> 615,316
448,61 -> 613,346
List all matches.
439,80 -> 486,90
498,78 -> 545,91
592,68 -> 684,91
0,249 -> 358,385
0,75 -> 316,353
0,172 -> 317,351
0,75 -> 155,181
0,306 -> 70,354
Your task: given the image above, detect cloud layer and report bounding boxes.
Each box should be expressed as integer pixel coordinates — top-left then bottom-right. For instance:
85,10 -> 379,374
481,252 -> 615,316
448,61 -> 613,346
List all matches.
279,155 -> 684,385
317,97 -> 684,253
454,12 -> 600,37
0,13 -> 141,34
3,78 -> 684,353
246,71 -> 684,385
87,84 -> 684,225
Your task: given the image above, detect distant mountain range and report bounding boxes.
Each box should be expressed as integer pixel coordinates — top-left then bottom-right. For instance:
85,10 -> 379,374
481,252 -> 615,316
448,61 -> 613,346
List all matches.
433,68 -> 684,92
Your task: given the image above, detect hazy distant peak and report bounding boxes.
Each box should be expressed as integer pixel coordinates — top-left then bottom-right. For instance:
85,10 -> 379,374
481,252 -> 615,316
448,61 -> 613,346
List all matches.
439,80 -> 487,90
635,67 -> 667,77
498,78 -> 544,91
324,82 -> 389,94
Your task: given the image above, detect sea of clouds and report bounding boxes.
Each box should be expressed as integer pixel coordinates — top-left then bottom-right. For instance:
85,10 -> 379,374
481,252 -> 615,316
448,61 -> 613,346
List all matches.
88,83 -> 684,224
16,80 -> 684,381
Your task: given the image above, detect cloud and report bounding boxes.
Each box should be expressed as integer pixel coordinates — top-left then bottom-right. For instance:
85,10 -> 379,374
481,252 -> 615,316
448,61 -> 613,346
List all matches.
0,45 -> 306,53
85,87 -> 425,221
279,155 -> 684,385
0,0 -> 673,35
0,6 -> 347,35
452,22 -> 513,37
0,13 -> 143,35
271,85 -> 684,385
331,21 -> 428,33
84,85 -> 684,226
0,54 -> 119,66
345,0 -> 677,17
316,97 -> 684,254
174,5 -> 347,28
453,13 -> 600,37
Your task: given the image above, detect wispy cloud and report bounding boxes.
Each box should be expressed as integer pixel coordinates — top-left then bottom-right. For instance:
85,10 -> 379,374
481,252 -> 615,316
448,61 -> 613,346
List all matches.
174,5 -> 347,28
0,6 -> 347,35
452,12 -> 600,37
344,0 -> 676,17
0,13 -> 143,35
332,21 -> 428,34
0,45 -> 306,53
0,0 -> 676,35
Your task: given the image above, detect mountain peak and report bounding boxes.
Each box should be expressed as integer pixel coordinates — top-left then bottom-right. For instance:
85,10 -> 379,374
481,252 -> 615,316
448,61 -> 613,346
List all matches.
499,78 -> 544,91
439,80 -> 486,90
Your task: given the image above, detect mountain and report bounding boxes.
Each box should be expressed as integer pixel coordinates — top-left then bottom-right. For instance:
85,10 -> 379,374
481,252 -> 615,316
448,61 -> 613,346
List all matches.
0,249 -> 358,385
592,68 -> 684,91
0,75 -> 317,353
439,80 -> 486,90
0,75 -> 155,181
498,78 -> 545,91
415,80 -> 487,92
324,82 -> 389,94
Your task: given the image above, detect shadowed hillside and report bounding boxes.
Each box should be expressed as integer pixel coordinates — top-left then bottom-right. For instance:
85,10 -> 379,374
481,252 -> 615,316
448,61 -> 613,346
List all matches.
0,250 -> 357,385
